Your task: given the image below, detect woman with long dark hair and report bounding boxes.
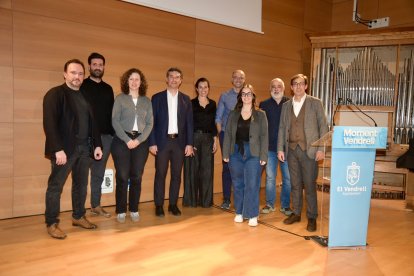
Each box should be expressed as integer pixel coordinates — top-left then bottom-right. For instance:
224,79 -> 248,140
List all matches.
223,84 -> 268,226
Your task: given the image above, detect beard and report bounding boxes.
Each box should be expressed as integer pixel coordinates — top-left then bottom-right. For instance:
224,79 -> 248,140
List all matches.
272,93 -> 283,101
90,69 -> 104,78
67,78 -> 82,90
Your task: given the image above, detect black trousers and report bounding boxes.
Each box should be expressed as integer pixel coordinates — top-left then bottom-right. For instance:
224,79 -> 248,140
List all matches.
111,136 -> 149,214
153,137 -> 184,206
183,133 -> 214,207
45,144 -> 91,226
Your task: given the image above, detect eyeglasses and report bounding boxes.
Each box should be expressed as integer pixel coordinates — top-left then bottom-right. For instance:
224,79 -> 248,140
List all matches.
233,76 -> 245,80
292,82 -> 306,87
241,92 -> 253,97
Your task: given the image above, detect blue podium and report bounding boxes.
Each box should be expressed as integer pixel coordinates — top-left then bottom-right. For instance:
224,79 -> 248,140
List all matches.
328,126 -> 387,248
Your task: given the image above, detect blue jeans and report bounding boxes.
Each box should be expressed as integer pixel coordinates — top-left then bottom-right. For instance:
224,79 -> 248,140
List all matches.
229,143 -> 262,219
264,151 -> 291,209
219,131 -> 232,202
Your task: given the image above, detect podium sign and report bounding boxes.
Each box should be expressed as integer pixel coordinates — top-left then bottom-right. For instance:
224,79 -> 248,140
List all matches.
328,126 -> 387,248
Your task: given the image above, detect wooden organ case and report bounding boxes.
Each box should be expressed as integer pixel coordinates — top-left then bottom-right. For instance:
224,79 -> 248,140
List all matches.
307,27 -> 414,209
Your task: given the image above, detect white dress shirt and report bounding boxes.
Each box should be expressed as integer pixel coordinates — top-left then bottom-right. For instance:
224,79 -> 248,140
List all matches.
167,90 -> 178,134
132,97 -> 139,131
292,94 -> 306,117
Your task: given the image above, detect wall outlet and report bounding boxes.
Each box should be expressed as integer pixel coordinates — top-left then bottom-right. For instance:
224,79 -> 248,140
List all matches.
369,17 -> 390,29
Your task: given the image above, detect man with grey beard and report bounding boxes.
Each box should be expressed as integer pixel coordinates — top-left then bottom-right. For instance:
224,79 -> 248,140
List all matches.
259,78 -> 292,216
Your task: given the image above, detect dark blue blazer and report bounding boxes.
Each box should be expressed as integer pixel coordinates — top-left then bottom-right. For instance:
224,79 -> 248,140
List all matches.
149,90 -> 194,151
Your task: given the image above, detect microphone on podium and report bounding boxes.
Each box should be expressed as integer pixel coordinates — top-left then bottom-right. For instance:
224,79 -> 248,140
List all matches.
346,98 -> 378,127
332,98 -> 343,127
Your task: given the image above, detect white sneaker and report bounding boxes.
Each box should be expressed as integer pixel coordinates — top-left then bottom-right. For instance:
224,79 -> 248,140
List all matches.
130,212 -> 140,222
248,217 -> 258,227
234,214 -> 243,223
117,213 -> 126,223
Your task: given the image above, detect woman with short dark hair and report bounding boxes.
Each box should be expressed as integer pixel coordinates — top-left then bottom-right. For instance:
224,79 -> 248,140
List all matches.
183,77 -> 218,208
111,68 -> 153,223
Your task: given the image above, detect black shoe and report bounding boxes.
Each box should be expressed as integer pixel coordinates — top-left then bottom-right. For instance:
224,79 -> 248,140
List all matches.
155,206 -> 165,217
283,213 -> 301,225
307,218 -> 317,232
168,205 -> 182,216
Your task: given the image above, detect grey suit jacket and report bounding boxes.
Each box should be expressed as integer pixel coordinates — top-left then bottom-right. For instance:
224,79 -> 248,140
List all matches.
223,109 -> 268,161
277,95 -> 328,159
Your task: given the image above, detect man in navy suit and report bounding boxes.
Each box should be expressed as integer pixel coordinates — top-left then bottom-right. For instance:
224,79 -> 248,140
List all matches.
149,67 -> 194,217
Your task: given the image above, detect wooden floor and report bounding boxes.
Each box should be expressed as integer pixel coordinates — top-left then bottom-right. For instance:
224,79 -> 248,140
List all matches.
0,191 -> 413,276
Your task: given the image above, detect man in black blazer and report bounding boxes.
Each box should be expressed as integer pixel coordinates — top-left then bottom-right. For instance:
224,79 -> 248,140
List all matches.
149,67 -> 194,217
43,59 -> 103,239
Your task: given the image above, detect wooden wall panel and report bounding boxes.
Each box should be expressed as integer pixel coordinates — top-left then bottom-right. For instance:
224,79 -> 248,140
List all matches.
0,66 -> 13,122
263,0 -> 305,28
302,32 -> 314,67
0,177 -> 13,219
13,69 -> 62,123
0,0 -> 11,9
14,122 -> 49,177
13,174 -> 74,217
0,123 -> 13,178
196,20 -> 303,62
379,0 -> 414,27
0,9 -> 12,66
13,12 -> 196,78
12,0 -> 196,44
304,0 -> 332,32
331,0 -> 414,31
13,12 -> 91,72
194,45 -> 302,102
332,0 -> 371,31
13,175 -> 47,217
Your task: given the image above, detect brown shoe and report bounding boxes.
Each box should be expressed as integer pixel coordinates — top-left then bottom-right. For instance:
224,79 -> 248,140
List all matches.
90,206 -> 111,218
47,223 -> 67,239
72,216 -> 97,229
307,218 -> 317,232
283,213 -> 301,225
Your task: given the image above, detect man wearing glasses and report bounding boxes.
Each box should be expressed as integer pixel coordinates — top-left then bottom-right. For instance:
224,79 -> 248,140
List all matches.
277,74 -> 328,232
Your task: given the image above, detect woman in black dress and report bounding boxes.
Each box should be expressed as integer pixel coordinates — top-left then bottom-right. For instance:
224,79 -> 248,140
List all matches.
183,77 -> 218,207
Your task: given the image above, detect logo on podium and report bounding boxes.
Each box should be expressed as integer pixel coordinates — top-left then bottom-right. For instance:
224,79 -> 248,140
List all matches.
346,162 -> 360,186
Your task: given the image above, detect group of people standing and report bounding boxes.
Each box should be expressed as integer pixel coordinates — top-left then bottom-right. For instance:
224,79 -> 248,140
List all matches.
43,53 -> 327,240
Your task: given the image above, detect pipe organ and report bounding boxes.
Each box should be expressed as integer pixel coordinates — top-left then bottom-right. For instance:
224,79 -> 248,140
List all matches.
307,28 -> 414,146
395,50 -> 414,144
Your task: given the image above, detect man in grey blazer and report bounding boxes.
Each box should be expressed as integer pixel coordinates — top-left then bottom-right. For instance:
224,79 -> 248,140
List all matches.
277,74 -> 328,232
